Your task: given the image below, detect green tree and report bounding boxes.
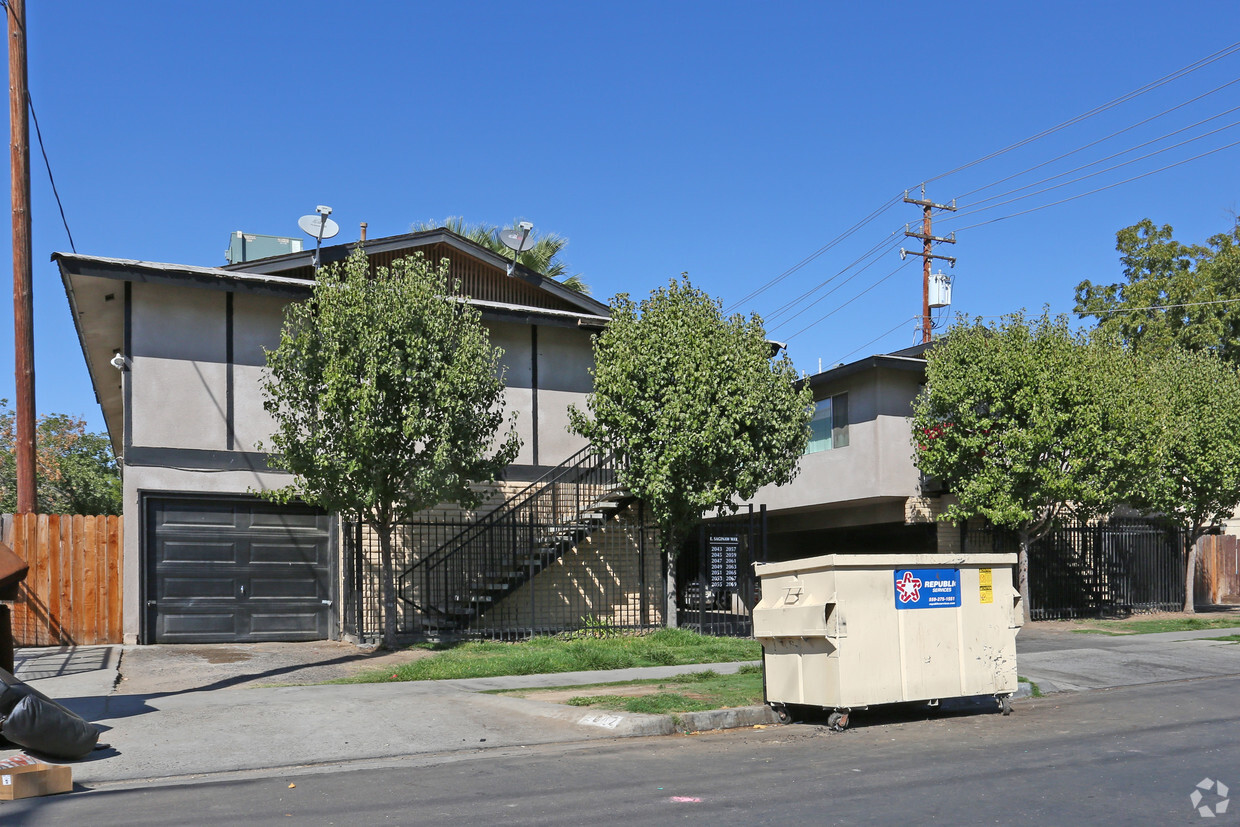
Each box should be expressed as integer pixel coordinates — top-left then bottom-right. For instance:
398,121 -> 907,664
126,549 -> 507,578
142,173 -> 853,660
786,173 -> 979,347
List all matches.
1125,347 -> 1240,612
0,401 -> 121,515
1075,218 -> 1240,362
260,248 -> 521,648
912,311 -> 1138,621
569,276 -> 812,619
413,217 -> 590,294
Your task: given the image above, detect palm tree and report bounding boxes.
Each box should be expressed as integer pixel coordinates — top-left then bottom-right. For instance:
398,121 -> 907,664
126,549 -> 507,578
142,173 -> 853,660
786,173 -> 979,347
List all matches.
412,217 -> 590,295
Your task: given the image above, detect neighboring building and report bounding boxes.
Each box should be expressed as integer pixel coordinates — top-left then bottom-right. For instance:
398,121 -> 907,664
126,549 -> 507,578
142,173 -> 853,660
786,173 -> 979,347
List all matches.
746,343 -> 951,560
56,229 -> 660,645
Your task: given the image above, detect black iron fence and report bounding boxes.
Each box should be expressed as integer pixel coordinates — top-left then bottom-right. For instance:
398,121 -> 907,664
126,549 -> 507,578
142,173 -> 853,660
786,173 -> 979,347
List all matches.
343,447 -> 661,642
676,505 -> 767,636
966,517 -> 1184,619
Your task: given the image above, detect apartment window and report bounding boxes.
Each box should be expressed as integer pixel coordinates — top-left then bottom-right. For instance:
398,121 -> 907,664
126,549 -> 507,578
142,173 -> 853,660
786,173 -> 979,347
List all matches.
806,393 -> 848,453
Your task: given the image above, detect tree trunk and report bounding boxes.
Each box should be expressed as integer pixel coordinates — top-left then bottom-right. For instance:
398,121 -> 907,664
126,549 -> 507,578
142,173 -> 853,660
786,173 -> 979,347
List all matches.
376,521 -> 398,649
665,550 -> 678,628
1017,528 -> 1032,624
1184,533 -> 1198,614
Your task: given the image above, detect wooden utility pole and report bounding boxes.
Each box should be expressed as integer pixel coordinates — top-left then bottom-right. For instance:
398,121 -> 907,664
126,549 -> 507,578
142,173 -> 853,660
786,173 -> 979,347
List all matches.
902,187 -> 956,344
9,0 -> 34,512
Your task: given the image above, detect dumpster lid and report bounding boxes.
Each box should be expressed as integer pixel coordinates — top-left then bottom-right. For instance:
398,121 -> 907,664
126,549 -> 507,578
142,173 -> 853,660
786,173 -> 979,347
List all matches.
754,552 -> 1017,577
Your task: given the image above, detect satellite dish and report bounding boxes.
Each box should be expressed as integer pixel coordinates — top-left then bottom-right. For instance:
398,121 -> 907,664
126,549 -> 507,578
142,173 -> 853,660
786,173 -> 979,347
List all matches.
499,221 -> 535,276
499,227 -> 532,253
298,206 -> 339,270
298,214 -> 340,241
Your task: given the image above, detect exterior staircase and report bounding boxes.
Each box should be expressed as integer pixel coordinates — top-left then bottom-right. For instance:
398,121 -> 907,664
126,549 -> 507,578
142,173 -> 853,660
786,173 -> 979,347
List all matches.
399,446 -> 633,638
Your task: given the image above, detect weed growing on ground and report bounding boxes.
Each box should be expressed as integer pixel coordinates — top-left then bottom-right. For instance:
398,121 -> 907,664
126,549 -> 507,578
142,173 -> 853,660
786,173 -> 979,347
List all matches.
337,628 -> 761,683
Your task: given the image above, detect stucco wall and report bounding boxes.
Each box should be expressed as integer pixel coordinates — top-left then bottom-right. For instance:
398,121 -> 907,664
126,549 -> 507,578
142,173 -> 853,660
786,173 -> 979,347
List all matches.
754,366 -> 923,514
121,281 -> 598,642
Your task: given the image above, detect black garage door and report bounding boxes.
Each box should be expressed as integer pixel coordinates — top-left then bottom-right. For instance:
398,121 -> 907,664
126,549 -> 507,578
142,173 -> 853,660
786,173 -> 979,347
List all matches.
146,497 -> 332,643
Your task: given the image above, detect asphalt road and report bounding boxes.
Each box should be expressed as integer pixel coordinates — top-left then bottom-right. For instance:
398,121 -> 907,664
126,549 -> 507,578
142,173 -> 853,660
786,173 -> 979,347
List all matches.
5,675 -> 1237,825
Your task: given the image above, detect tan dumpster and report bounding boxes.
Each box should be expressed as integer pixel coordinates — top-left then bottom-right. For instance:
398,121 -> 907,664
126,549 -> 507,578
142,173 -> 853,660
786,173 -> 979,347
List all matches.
753,553 -> 1022,726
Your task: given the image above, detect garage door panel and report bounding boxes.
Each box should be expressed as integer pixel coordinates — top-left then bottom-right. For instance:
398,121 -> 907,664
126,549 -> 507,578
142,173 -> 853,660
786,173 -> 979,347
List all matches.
250,611 -> 325,636
157,540 -> 239,565
148,498 -> 331,644
161,611 -> 237,636
157,501 -> 241,529
249,574 -> 324,600
250,539 -> 327,565
161,575 -> 237,599
249,510 -> 326,531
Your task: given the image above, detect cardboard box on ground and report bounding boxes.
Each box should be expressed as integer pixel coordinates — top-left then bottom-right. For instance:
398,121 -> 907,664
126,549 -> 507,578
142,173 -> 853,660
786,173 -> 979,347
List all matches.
0,756 -> 72,800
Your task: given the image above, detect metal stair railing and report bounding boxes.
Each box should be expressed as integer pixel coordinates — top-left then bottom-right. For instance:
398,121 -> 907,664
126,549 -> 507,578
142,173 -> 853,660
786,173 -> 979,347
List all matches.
398,445 -> 630,636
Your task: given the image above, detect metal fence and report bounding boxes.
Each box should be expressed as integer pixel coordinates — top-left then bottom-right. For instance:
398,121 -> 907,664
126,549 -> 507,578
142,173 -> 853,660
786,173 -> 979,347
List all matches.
342,448 -> 662,642
967,517 -> 1184,619
676,505 -> 767,636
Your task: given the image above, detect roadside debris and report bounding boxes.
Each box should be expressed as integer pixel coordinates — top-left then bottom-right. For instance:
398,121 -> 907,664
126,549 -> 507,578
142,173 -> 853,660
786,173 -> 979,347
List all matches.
0,668 -> 99,759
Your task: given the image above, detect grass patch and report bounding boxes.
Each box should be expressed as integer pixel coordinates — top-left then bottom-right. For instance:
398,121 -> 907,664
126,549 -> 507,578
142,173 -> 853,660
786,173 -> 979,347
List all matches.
1070,617 -> 1240,636
1202,634 -> 1240,644
549,667 -> 766,715
1017,676 -> 1043,698
336,628 -> 761,684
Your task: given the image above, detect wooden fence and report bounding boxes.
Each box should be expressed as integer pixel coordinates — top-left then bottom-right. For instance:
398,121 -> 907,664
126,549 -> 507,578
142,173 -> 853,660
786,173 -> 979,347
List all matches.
1197,534 -> 1240,607
0,513 -> 123,646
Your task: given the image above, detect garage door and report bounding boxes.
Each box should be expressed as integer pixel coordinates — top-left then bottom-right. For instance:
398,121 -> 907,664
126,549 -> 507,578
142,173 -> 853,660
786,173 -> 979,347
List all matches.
146,498 -> 332,643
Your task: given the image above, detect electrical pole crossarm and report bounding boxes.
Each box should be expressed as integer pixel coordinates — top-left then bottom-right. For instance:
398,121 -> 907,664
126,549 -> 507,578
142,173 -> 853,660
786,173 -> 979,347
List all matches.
904,229 -> 957,244
900,248 -> 957,265
903,192 -> 958,211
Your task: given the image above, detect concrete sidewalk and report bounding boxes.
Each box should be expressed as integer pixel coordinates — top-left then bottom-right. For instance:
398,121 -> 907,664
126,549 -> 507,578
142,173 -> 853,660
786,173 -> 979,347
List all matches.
4,623 -> 1239,788
4,649 -> 770,786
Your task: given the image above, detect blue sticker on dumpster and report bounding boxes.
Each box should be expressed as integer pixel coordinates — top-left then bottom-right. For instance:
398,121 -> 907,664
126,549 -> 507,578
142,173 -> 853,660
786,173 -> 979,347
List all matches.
894,568 -> 961,609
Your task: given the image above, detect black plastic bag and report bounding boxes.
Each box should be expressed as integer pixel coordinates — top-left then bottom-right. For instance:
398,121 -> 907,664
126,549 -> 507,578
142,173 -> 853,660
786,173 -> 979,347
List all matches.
1,694 -> 99,759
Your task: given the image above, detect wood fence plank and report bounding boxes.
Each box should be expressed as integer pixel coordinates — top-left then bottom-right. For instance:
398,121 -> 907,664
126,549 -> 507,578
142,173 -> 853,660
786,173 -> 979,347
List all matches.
46,515 -> 63,645
111,516 -> 123,642
12,515 -> 31,646
82,517 -> 99,645
71,514 -> 86,646
102,516 -> 117,642
94,516 -> 110,644
36,515 -> 52,647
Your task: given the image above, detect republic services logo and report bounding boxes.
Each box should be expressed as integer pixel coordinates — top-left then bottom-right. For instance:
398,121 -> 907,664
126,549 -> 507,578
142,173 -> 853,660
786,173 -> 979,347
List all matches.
896,571 -> 922,603
1191,777 -> 1230,818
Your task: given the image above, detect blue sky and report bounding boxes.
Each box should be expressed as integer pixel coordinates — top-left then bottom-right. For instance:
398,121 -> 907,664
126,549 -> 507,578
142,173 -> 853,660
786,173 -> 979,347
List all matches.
3,1 -> 1239,433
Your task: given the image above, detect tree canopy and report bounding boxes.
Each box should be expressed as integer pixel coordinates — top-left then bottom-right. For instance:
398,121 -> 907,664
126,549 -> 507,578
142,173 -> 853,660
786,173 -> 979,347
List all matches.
412,217 -> 589,294
260,248 -> 521,647
1124,347 -> 1240,611
0,401 -> 121,515
912,311 -> 1139,619
1075,218 -> 1240,363
570,276 -> 811,555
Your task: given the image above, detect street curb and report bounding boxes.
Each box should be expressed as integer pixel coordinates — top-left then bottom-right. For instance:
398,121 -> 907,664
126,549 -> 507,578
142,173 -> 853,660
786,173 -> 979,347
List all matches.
675,704 -> 780,733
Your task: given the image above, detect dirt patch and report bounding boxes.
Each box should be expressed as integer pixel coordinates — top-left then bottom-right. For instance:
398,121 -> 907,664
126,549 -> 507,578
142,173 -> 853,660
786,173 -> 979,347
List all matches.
116,641 -> 436,695
1027,607 -> 1240,635
504,684 -> 714,705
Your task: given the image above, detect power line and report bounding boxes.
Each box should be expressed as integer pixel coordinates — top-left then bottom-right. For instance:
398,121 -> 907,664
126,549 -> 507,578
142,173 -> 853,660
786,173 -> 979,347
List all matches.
951,75 -> 1240,202
822,315 -> 922,368
952,138 -> 1240,232
764,230 -> 904,324
28,93 -> 75,253
1,0 -> 76,253
945,118 -> 1240,223
784,257 -> 917,341
920,40 -> 1240,187
725,193 -> 903,313
768,236 -> 904,332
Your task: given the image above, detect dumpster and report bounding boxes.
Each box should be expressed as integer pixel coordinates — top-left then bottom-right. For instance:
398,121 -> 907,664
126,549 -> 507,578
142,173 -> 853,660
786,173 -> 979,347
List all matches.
753,553 -> 1021,728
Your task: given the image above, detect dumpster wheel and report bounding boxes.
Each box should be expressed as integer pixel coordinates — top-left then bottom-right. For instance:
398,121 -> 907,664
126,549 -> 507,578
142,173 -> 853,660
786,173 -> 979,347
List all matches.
998,695 -> 1013,716
770,703 -> 792,724
827,711 -> 849,732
